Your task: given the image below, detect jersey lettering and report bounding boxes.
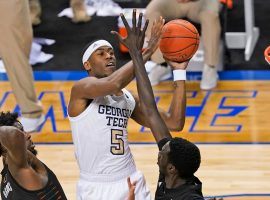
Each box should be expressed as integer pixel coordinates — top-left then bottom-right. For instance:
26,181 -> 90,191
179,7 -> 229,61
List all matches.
110,129 -> 124,155
106,116 -> 128,128
98,105 -> 132,117
3,182 -> 12,198
99,105 -> 131,128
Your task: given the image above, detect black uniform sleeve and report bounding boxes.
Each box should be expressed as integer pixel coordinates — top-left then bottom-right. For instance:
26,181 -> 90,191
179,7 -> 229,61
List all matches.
192,196 -> 205,200
157,137 -> 170,150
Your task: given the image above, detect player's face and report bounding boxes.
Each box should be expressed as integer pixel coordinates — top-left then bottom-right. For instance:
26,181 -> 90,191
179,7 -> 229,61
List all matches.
24,132 -> 37,156
157,141 -> 170,174
13,121 -> 37,156
87,46 -> 116,78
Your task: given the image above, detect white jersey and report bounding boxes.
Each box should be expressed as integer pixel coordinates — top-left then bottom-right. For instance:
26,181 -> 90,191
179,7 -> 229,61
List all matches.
68,89 -> 137,182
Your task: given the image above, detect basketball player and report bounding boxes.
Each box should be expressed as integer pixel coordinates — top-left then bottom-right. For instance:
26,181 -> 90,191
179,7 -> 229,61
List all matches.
117,11 -> 204,200
68,10 -> 187,199
0,112 -> 67,200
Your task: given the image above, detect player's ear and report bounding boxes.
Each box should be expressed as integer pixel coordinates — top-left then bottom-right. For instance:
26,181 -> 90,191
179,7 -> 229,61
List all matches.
167,163 -> 176,174
83,61 -> 92,71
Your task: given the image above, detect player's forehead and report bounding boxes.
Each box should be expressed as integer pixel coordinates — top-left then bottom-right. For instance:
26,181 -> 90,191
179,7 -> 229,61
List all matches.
94,46 -> 113,52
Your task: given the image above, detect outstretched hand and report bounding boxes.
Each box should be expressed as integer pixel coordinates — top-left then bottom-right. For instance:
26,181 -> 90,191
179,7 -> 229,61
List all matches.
111,9 -> 149,53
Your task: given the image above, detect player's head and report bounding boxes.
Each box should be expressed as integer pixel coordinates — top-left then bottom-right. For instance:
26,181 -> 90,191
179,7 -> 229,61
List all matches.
82,39 -> 116,78
158,137 -> 201,179
0,112 -> 37,157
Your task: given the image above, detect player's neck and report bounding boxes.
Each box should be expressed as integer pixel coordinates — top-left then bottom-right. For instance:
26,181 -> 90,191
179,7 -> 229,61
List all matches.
165,175 -> 186,189
27,150 -> 37,165
26,151 -> 47,175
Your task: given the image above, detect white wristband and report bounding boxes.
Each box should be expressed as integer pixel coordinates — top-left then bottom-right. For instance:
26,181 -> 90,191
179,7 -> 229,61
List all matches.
173,70 -> 186,81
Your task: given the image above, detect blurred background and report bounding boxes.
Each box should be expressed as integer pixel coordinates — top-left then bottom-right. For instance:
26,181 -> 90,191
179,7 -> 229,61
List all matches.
29,0 -> 269,71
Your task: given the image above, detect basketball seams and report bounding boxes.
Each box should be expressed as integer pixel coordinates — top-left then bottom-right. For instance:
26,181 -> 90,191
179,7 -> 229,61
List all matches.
160,19 -> 200,62
160,36 -> 198,52
190,32 -> 200,57
161,36 -> 199,40
190,39 -> 199,60
161,43 -> 197,54
167,22 -> 198,34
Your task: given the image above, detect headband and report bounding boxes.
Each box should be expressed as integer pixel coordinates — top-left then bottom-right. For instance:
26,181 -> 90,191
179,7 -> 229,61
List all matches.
82,40 -> 113,64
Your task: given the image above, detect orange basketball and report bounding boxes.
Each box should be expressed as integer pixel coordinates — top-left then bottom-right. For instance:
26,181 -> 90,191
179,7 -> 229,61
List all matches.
264,46 -> 270,65
159,19 -> 200,62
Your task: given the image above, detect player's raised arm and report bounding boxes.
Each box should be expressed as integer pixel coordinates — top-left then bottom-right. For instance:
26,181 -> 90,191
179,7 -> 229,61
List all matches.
129,18 -> 188,132
131,59 -> 188,132
117,9 -> 171,142
157,60 -> 188,131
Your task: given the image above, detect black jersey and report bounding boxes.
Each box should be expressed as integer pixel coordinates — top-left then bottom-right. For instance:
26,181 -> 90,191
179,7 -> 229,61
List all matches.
155,174 -> 204,200
1,163 -> 67,200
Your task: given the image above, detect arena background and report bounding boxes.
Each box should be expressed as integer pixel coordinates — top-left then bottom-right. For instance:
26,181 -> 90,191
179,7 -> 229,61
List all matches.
32,0 -> 270,71
0,0 -> 270,199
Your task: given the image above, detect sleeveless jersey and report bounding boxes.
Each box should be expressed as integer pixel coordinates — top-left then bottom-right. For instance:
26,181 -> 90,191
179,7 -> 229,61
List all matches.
68,89 -> 136,181
1,163 -> 67,200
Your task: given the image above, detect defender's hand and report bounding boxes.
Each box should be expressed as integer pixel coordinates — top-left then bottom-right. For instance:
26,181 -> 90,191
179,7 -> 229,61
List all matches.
127,177 -> 136,200
111,9 -> 149,52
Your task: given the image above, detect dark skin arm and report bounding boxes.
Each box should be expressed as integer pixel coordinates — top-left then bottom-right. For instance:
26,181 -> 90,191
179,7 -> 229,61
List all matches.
117,11 -> 188,142
159,59 -> 187,131
113,11 -> 186,132
0,126 -> 47,190
116,11 -> 171,142
131,53 -> 172,142
131,80 -> 186,131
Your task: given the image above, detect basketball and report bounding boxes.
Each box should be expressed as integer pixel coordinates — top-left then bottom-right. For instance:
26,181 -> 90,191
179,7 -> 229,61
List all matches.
159,19 -> 200,62
264,46 -> 270,65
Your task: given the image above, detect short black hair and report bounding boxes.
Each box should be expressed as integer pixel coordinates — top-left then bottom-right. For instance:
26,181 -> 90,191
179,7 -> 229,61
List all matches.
168,137 -> 201,179
0,112 -> 19,157
0,112 -> 19,127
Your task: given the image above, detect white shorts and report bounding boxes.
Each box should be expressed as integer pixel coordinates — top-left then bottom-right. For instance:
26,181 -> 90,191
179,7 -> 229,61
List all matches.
77,170 -> 151,200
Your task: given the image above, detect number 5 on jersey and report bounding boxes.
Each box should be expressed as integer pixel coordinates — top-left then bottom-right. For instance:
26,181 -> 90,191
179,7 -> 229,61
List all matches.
111,129 -> 124,155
